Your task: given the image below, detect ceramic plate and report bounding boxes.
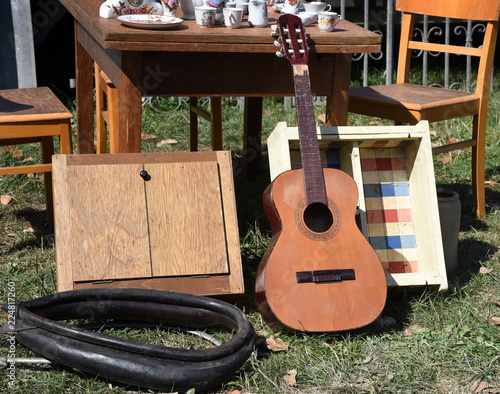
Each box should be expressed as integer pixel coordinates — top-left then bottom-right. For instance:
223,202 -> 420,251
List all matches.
117,15 -> 184,30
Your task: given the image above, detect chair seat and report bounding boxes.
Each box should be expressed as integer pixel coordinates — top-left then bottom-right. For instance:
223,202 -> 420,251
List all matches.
349,83 -> 480,123
0,87 -> 73,124
0,86 -> 73,225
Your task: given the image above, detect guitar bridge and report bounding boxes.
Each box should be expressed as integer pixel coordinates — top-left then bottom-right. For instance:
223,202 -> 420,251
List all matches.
296,269 -> 356,283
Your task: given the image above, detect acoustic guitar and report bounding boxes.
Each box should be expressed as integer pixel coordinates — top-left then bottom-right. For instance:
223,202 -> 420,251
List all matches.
255,14 -> 387,332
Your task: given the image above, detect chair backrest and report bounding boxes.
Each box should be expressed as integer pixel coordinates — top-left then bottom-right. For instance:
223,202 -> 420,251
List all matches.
396,0 -> 500,21
395,0 -> 500,97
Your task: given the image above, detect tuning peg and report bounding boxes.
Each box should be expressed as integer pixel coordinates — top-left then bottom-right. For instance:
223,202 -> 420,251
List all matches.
275,50 -> 285,58
270,24 -> 280,38
273,39 -> 282,47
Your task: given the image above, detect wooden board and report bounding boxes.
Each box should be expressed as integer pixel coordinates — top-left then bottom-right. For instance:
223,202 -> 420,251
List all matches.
146,161 -> 229,277
267,121 -> 448,291
53,151 -> 244,295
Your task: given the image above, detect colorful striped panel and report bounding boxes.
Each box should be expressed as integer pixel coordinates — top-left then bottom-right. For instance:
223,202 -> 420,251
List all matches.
361,148 -> 419,274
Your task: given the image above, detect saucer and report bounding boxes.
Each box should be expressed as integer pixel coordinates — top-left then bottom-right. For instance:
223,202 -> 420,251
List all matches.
117,15 -> 184,30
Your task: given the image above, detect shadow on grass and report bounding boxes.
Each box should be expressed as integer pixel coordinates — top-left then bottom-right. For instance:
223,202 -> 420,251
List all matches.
1,208 -> 54,255
438,181 -> 500,222
15,207 -> 50,230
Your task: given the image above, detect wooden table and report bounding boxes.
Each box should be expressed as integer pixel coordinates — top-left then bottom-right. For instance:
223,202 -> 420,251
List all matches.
59,0 -> 381,176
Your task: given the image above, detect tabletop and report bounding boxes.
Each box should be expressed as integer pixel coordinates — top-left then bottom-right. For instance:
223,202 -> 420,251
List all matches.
59,0 -> 381,53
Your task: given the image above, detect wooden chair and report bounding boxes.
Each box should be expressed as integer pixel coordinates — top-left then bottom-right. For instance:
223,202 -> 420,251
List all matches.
348,0 -> 500,218
189,96 -> 223,151
94,64 -> 223,153
0,87 -> 73,224
95,63 -> 119,153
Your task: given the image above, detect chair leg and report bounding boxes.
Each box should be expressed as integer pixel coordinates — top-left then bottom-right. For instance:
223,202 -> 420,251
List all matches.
41,136 -> 55,226
95,63 -> 107,154
210,97 -> 223,151
59,119 -> 73,154
472,113 -> 487,218
189,97 -> 223,151
189,97 -> 199,152
107,84 -> 120,153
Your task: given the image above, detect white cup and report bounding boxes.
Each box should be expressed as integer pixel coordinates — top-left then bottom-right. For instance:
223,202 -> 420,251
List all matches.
223,7 -> 243,28
298,11 -> 316,26
234,1 -> 248,13
318,11 -> 341,32
226,1 -> 237,7
303,1 -> 331,14
281,5 -> 299,14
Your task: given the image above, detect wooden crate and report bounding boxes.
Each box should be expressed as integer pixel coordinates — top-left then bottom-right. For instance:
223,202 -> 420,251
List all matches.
267,121 -> 448,291
53,151 -> 244,296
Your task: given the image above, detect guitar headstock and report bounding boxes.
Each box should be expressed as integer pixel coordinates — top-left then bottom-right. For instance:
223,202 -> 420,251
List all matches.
272,14 -> 308,65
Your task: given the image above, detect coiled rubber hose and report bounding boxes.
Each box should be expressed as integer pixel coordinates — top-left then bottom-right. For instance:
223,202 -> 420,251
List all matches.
3,288 -> 255,392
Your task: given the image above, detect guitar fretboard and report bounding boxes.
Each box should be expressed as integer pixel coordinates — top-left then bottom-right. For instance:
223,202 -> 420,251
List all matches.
293,68 -> 327,206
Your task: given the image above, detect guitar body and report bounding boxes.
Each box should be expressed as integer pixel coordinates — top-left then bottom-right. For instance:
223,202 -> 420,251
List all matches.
255,168 -> 387,332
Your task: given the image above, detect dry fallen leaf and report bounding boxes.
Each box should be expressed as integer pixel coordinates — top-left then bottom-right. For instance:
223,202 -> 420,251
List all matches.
156,139 -> 178,147
470,379 -> 490,393
226,390 -> 241,394
282,369 -> 297,387
317,113 -> 326,124
491,297 -> 500,308
3,146 -> 23,159
437,156 -> 452,164
266,335 -> 289,352
141,134 -> 157,140
489,316 -> 500,326
1,195 -> 13,205
429,130 -> 437,137
403,324 -> 427,336
23,227 -> 35,233
479,267 -> 494,274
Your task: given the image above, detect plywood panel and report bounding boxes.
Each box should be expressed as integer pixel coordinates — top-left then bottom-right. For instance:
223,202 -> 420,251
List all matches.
146,161 -> 229,276
54,152 -> 244,295
64,163 -> 152,281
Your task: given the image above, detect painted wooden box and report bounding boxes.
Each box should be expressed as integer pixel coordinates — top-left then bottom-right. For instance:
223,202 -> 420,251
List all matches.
267,121 -> 448,291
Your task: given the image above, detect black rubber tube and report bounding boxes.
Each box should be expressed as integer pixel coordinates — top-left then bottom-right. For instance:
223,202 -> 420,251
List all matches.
4,288 -> 256,392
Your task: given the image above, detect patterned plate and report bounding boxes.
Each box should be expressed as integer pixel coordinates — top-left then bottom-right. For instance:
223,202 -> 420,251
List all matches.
117,14 -> 184,30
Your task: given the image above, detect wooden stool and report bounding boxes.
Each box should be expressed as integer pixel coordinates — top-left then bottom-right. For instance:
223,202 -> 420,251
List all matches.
0,87 -> 73,225
94,64 -> 223,153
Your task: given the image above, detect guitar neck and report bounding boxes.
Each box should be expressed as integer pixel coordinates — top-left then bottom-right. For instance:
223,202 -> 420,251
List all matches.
292,64 -> 327,205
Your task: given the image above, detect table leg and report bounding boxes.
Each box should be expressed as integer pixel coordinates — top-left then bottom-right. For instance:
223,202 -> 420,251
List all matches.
243,97 -> 263,181
324,53 -> 352,126
118,52 -> 143,153
75,22 -> 95,154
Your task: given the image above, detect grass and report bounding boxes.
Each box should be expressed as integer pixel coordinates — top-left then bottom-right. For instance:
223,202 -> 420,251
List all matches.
1,72 -> 499,393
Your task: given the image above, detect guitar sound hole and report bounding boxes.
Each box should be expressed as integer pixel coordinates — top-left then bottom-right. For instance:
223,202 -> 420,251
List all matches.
303,203 -> 334,233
